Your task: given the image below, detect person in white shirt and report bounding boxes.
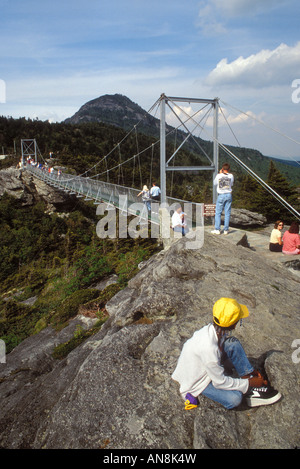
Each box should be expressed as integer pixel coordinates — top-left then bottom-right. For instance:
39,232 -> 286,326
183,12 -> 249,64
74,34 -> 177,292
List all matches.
171,204 -> 189,236
172,298 -> 281,409
211,163 -> 234,235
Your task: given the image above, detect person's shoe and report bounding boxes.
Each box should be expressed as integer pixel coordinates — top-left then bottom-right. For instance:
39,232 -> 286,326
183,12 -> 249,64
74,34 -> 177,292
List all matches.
245,385 -> 282,407
211,229 -> 221,235
184,393 -> 199,410
223,230 -> 229,235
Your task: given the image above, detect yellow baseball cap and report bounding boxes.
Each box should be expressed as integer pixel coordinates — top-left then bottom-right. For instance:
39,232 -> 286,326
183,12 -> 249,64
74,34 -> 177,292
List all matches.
213,298 -> 249,328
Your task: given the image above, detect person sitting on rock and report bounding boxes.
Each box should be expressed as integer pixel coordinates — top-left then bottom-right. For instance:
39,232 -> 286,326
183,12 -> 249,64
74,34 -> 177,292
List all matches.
282,221 -> 300,255
172,297 -> 282,410
269,220 -> 284,252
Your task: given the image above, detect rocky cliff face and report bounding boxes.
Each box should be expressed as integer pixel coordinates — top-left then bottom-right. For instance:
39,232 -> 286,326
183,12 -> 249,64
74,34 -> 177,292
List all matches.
0,167 -> 76,211
0,232 -> 299,449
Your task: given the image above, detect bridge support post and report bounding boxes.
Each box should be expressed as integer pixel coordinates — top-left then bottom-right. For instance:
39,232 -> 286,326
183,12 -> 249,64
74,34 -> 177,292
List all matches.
159,95 -> 219,204
213,99 -> 219,204
160,94 -> 167,205
21,139 -> 38,166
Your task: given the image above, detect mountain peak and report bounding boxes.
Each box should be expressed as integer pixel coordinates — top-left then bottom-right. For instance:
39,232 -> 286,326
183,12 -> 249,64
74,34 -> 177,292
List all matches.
64,93 -> 154,130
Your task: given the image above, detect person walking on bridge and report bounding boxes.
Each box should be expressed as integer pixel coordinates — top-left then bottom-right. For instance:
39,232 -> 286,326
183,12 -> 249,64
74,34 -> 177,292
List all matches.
138,185 -> 151,212
211,163 -> 234,235
150,182 -> 161,201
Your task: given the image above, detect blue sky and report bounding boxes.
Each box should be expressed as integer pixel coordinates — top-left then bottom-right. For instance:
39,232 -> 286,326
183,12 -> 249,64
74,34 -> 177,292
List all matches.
1,0 -> 300,159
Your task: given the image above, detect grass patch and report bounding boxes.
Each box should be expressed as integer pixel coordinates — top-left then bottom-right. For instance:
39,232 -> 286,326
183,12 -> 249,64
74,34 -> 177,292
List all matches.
52,313 -> 108,360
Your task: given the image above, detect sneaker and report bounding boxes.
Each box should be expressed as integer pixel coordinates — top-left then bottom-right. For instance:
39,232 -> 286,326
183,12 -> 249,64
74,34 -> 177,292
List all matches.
184,393 -> 199,410
223,230 -> 229,235
245,385 -> 282,407
211,229 -> 221,235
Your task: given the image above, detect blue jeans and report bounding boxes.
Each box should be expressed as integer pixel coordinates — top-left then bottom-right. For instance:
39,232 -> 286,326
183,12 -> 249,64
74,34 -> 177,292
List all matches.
143,200 -> 151,212
201,337 -> 254,409
173,226 -> 189,236
215,193 -> 232,231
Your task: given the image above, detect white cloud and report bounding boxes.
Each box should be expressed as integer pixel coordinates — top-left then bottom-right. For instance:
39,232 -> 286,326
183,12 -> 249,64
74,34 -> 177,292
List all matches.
205,42 -> 300,88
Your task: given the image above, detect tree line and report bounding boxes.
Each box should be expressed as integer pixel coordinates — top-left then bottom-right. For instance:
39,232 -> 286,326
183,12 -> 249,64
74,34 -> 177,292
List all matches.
0,115 -> 299,221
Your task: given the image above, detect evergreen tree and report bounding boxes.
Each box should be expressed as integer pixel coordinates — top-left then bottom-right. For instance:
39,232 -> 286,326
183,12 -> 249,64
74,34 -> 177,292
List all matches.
253,161 -> 298,222
233,174 -> 261,211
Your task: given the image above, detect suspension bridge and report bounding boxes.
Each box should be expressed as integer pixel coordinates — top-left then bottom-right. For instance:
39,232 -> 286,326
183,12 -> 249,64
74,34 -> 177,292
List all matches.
22,93 -> 300,234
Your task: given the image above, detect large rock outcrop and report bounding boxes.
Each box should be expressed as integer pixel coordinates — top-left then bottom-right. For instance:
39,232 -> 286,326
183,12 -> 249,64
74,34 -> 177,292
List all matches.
227,208 -> 267,227
0,167 -> 76,211
0,231 -> 299,449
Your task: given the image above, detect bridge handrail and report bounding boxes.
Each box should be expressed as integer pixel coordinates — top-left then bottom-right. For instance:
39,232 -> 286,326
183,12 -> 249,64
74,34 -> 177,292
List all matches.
25,164 -> 205,227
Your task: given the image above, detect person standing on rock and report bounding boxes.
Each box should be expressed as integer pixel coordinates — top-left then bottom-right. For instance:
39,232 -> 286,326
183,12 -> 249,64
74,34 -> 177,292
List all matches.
172,297 -> 281,410
211,163 -> 234,235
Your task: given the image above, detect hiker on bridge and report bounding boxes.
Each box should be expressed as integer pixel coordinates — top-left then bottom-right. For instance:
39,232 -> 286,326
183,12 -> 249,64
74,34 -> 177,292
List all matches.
211,163 -> 234,235
137,185 -> 151,212
150,182 -> 161,201
172,297 -> 281,410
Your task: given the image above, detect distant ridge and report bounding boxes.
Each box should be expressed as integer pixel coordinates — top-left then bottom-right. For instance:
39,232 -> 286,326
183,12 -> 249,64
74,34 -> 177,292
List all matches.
270,157 -> 300,168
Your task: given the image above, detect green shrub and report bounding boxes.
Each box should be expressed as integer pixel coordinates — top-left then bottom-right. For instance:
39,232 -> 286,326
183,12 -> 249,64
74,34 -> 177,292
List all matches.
52,316 -> 108,360
0,300 -> 41,352
52,289 -> 100,326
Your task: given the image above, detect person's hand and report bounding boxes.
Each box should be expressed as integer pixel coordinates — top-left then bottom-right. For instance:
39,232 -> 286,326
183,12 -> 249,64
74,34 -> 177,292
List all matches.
248,376 -> 268,388
242,370 -> 268,388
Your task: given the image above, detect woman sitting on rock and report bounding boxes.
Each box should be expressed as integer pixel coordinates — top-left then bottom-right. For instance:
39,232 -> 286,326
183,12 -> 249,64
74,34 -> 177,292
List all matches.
282,222 -> 300,255
269,220 -> 284,252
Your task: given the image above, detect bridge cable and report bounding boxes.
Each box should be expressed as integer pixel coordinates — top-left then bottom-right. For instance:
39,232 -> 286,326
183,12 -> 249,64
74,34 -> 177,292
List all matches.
164,96 -> 300,220
48,97 -> 162,184
220,99 -> 300,168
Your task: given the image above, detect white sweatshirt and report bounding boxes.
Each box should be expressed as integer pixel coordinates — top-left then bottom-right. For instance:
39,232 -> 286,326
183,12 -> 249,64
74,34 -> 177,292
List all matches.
172,324 -> 249,399
214,172 -> 234,194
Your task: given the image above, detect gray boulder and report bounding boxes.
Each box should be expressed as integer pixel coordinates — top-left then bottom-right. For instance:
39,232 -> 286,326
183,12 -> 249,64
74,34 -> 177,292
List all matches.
0,233 -> 299,449
224,208 -> 267,227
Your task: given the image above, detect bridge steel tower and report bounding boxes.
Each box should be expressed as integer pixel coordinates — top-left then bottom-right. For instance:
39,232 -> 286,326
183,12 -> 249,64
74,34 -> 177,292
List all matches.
21,139 -> 38,166
159,94 -> 219,204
